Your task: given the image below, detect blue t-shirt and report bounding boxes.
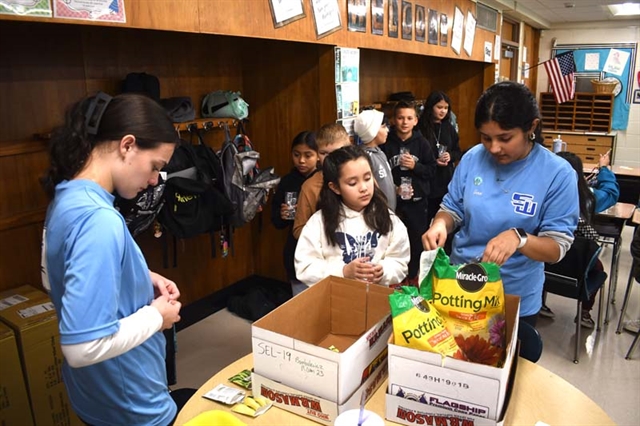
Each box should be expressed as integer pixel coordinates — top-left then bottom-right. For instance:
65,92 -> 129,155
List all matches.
43,180 -> 175,426
442,143 -> 579,316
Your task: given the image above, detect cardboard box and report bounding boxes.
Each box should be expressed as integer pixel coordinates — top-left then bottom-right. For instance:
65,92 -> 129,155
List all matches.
0,322 -> 34,426
252,276 -> 394,404
0,285 -> 82,426
387,294 -> 520,421
252,357 -> 388,425
385,354 -> 519,426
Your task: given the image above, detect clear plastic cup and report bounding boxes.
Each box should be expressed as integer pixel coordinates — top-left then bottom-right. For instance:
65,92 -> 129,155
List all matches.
400,176 -> 412,200
284,192 -> 297,220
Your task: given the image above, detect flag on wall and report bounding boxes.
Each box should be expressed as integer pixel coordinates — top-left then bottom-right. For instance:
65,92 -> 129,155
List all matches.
544,51 -> 576,104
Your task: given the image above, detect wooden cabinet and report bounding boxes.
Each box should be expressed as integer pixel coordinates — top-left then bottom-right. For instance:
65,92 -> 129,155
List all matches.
542,131 -> 616,165
540,92 -> 614,133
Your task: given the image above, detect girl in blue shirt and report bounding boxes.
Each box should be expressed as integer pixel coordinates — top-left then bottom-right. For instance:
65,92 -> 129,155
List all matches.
41,93 -> 184,426
422,82 -> 579,326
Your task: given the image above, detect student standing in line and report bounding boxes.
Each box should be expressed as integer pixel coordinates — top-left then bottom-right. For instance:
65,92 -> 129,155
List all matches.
354,109 -> 397,211
295,145 -> 409,287
422,82 -> 579,326
419,91 -> 462,227
292,123 -> 351,240
40,93 -> 184,425
383,101 -> 436,282
271,131 -> 319,295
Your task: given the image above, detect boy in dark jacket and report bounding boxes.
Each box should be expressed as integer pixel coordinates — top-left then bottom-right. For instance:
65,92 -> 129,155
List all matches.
383,101 -> 436,281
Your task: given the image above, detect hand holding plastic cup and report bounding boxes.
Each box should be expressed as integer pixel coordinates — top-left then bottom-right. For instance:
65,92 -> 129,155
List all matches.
399,147 -> 410,170
400,177 -> 412,200
437,144 -> 447,158
284,192 -> 297,220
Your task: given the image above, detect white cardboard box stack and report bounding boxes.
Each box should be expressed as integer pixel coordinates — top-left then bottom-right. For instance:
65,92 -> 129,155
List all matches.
251,276 -> 393,424
385,294 -> 521,426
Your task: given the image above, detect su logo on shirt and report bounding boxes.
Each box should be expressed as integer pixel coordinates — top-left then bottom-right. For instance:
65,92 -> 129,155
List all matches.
511,192 -> 537,216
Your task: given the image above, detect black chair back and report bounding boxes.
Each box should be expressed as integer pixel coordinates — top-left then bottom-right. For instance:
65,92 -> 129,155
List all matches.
544,236 -> 601,300
518,321 -> 543,363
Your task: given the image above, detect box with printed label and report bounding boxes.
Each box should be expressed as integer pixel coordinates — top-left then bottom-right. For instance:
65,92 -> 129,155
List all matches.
385,354 -> 518,426
252,357 -> 388,425
252,276 -> 394,405
0,322 -> 34,426
387,294 -> 520,421
0,285 -> 82,426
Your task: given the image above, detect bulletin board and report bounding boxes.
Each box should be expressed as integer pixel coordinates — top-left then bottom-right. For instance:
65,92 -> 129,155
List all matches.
552,42 -> 637,131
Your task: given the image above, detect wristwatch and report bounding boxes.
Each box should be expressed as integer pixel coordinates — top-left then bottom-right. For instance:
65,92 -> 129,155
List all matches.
512,228 -> 528,249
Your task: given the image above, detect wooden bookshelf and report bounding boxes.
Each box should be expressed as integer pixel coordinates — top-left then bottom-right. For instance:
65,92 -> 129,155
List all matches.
540,92 -> 613,133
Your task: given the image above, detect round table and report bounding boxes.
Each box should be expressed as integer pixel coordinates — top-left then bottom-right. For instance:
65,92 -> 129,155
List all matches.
175,354 -> 615,425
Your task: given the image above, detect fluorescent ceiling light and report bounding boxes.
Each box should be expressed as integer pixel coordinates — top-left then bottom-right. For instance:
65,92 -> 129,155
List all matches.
607,3 -> 640,16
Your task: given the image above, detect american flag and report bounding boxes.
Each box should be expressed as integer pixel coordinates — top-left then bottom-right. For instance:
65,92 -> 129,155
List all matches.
544,51 -> 576,104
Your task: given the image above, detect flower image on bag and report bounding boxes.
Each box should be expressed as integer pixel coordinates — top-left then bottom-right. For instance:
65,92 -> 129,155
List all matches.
419,248 -> 507,367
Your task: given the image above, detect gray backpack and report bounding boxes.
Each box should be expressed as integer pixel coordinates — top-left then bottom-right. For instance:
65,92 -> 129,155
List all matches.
218,123 -> 280,229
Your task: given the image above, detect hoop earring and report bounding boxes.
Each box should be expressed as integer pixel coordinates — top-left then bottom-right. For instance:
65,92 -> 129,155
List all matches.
529,133 -> 535,141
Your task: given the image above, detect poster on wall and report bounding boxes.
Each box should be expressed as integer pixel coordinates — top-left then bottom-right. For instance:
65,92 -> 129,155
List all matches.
347,0 -> 366,32
53,0 -> 126,23
335,47 -> 360,121
440,13 -> 448,46
427,8 -> 438,45
484,41 -> 492,63
268,0 -> 305,28
584,53 -> 600,70
603,48 -> 630,77
463,10 -> 476,56
414,5 -> 425,42
311,0 -> 342,39
388,0 -> 398,38
401,1 -> 412,41
371,0 -> 384,35
451,7 -> 464,55
0,0 -> 51,16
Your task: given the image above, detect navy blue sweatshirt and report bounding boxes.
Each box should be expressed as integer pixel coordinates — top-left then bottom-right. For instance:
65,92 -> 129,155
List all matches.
382,129 -> 437,201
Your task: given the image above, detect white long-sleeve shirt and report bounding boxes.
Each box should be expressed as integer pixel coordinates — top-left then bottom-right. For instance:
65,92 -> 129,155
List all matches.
295,204 -> 409,286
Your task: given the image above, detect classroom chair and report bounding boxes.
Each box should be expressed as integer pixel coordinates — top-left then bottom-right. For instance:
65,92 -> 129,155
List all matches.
517,321 -> 543,363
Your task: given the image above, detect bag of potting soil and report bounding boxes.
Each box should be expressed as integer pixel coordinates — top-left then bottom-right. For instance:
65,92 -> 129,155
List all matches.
419,248 -> 507,367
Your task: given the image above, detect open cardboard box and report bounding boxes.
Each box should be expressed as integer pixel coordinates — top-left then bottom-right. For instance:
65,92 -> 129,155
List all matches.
386,351 -> 519,426
252,357 -> 388,425
252,276 -> 394,404
387,294 -> 520,421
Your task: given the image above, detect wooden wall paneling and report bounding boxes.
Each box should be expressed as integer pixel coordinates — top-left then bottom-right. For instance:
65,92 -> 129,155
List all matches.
240,39 -> 329,281
0,21 -> 87,141
0,0 -> 198,32
81,27 -> 244,115
0,150 -> 50,221
197,0 -> 347,46
0,224 -> 45,289
127,0 -> 199,32
522,24 -> 539,94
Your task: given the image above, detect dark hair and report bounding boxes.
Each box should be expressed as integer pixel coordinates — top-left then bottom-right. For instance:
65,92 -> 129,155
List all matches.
393,100 -> 417,117
556,152 -> 596,223
319,145 -> 392,246
474,81 -> 543,144
291,130 -> 318,152
43,93 -> 177,197
420,91 -> 452,140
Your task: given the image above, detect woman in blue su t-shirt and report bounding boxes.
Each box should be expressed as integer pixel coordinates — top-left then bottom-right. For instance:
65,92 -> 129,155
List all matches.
41,92 -> 184,426
422,82 -> 579,327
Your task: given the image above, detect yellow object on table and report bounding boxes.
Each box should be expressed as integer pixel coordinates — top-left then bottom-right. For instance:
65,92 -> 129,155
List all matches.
184,410 -> 247,426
